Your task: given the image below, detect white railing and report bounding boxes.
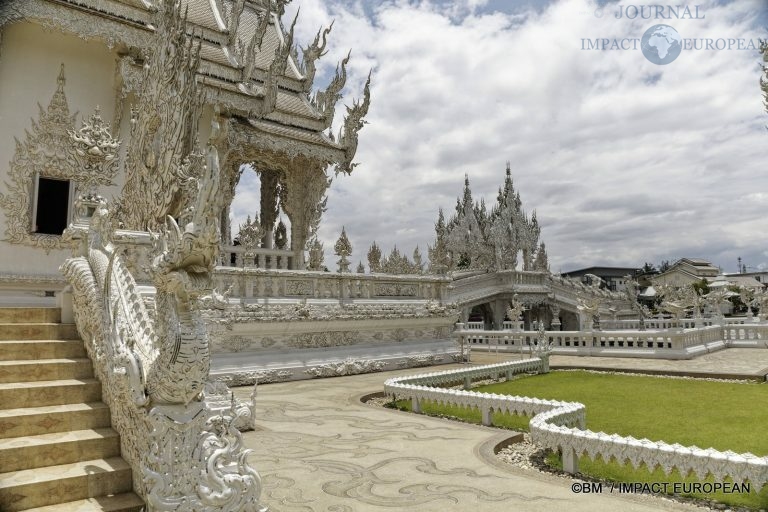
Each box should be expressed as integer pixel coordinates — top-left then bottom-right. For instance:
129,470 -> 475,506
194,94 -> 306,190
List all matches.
384,359 -> 568,427
212,267 -> 451,301
219,245 -> 294,270
501,320 -> 524,330
384,361 -> 768,486
458,324 -> 743,359
600,318 -> 716,330
722,324 -> 768,346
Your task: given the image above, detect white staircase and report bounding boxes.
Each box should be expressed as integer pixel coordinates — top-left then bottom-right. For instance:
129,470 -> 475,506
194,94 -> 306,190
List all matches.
0,307 -> 143,511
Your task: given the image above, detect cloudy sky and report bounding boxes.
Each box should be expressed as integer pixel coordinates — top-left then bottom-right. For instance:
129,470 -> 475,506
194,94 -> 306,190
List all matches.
232,0 -> 767,274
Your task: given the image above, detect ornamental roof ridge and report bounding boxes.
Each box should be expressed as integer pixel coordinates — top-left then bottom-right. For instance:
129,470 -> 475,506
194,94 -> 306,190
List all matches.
20,0 -> 357,131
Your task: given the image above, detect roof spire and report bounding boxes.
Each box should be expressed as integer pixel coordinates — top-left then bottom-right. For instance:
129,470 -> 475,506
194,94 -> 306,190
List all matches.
57,63 -> 66,89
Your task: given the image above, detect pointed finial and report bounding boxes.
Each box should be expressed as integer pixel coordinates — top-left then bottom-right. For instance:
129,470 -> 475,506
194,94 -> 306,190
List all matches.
57,63 -> 66,88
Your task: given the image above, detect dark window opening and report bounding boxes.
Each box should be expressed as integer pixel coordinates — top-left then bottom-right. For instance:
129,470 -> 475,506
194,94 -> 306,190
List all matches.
34,177 -> 70,235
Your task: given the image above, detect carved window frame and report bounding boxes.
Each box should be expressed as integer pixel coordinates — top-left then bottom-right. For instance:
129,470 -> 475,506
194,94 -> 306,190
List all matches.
0,66 -> 80,254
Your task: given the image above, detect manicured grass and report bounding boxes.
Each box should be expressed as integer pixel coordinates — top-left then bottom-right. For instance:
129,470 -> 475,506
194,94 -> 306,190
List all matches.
390,371 -> 768,509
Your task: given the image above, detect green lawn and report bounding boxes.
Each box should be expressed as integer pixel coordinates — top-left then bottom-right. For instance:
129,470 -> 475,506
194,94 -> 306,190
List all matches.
389,370 -> 768,509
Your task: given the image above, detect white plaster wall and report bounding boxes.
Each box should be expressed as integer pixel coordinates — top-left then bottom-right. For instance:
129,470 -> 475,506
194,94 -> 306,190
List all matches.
0,22 -> 119,276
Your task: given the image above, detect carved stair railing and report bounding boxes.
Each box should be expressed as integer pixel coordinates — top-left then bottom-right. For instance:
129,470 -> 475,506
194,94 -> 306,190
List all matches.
61,221 -> 158,497
62,202 -> 266,511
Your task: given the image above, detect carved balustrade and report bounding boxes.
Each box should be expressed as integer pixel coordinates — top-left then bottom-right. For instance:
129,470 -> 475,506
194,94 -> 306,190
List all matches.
601,318 -> 716,330
456,324 -> 745,357
219,244 -> 294,270
212,267 -> 450,301
723,324 -> 768,344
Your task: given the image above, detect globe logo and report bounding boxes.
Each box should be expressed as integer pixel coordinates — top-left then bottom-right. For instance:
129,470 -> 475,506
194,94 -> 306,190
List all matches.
641,24 -> 682,65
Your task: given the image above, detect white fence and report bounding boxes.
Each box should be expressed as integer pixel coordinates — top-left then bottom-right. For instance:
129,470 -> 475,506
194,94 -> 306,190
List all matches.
600,317 -> 759,331
458,324 -> 767,359
384,361 -> 768,486
219,245 -> 294,270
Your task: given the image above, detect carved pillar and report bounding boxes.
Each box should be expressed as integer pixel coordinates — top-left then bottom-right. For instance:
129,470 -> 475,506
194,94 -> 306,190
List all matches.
259,169 -> 279,249
280,162 -> 329,270
222,161 -> 243,244
492,299 -> 506,331
549,303 -> 561,331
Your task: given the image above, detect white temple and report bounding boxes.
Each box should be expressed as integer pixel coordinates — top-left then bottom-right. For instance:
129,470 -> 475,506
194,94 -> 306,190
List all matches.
0,0 -> 694,509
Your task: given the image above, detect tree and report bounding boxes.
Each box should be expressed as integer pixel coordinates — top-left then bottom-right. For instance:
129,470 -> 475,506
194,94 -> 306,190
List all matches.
641,262 -> 657,273
691,279 -> 710,296
658,260 -> 671,273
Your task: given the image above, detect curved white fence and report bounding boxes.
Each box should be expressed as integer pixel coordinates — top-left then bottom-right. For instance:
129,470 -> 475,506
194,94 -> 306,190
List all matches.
384,361 -> 768,487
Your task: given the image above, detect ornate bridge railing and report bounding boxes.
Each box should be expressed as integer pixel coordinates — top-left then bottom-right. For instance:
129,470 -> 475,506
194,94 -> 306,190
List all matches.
445,270 -> 633,319
383,361 -> 768,486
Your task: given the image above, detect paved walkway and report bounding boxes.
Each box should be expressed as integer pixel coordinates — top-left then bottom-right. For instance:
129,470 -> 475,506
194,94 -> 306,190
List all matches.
472,348 -> 768,378
238,365 -> 705,512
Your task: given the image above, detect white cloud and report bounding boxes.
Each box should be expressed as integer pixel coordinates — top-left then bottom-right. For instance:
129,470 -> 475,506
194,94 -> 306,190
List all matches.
234,0 -> 767,273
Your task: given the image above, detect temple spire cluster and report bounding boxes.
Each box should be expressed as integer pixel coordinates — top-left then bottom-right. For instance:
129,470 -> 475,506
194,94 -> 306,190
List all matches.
429,163 -> 546,273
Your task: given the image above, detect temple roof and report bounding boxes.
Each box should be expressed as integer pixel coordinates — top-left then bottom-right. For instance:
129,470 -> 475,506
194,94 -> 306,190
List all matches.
16,0 -> 364,156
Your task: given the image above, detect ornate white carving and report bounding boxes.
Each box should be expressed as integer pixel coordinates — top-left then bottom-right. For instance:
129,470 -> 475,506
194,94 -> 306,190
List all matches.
432,165 -> 542,272
311,51 -> 349,130
69,105 -> 120,187
287,331 -> 360,349
374,282 -> 418,297
216,369 -> 293,386
285,279 -> 313,295
576,295 -> 602,330
115,0 -> 206,231
59,4 -> 268,497
64,184 -> 265,508
336,72 -> 371,174
0,64 -> 78,253
299,21 -> 333,93
397,355 -> 441,368
334,226 -> 352,273
203,380 -> 254,432
305,357 -> 385,378
144,402 -> 265,511
505,294 -> 525,329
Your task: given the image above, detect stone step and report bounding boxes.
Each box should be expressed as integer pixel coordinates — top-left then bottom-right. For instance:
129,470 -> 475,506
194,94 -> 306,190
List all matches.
0,340 -> 87,361
23,493 -> 145,512
0,308 -> 61,324
0,323 -> 79,341
0,359 -> 93,383
0,428 -> 120,472
23,493 -> 144,512
0,379 -> 101,409
0,402 -> 110,439
0,457 -> 133,511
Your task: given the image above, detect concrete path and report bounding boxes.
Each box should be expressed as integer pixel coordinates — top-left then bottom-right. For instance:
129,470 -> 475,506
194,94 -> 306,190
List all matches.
473,348 -> 768,378
237,367 -> 703,512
